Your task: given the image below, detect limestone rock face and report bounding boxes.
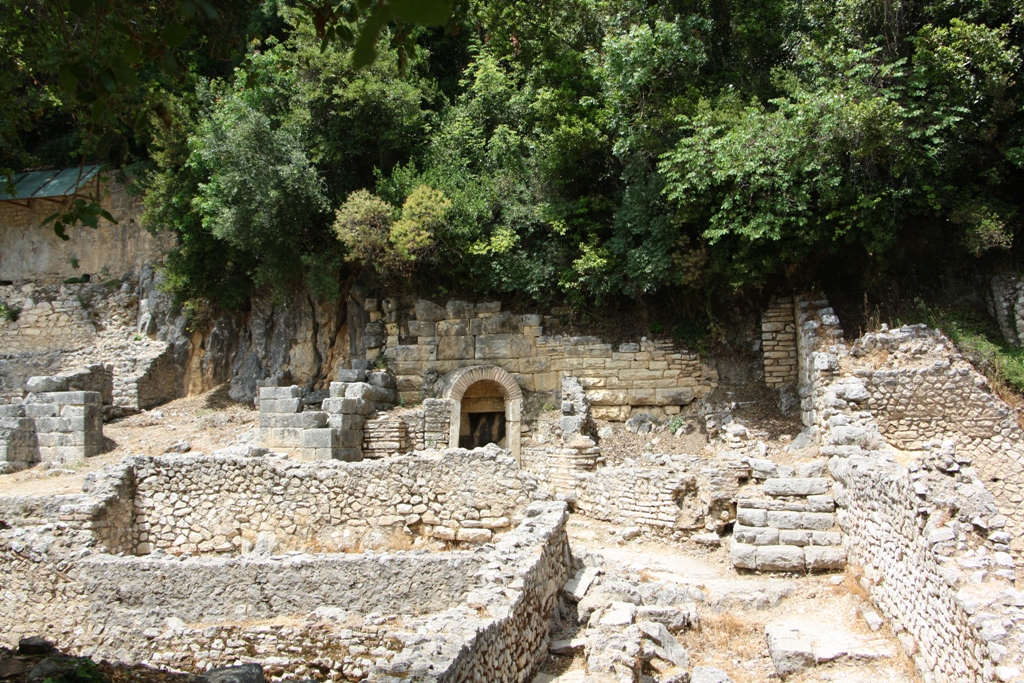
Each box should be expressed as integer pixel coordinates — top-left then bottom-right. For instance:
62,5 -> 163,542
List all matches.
142,267 -> 353,403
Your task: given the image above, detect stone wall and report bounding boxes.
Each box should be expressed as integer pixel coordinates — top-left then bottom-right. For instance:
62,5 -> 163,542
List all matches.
0,179 -> 173,283
762,296 -> 798,388
360,298 -> 717,422
849,326 -> 1024,554
0,279 -> 176,410
572,453 -> 749,537
85,449 -> 539,555
0,491 -> 570,683
797,298 -> 1023,683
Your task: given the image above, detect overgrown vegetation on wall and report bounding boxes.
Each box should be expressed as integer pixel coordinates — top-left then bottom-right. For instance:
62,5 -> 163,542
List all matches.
4,0 -> 1023,317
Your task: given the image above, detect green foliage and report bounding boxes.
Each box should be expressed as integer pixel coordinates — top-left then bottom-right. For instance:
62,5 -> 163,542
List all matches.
10,0 -> 1023,313
42,658 -> 107,683
0,302 -> 21,323
899,301 -> 1024,395
332,184 -> 449,279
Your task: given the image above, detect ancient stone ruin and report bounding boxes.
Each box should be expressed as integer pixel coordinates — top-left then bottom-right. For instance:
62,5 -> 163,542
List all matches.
5,274 -> 1024,682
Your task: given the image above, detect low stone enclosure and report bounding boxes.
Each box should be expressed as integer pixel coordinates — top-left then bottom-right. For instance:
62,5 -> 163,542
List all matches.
1,449 -> 571,682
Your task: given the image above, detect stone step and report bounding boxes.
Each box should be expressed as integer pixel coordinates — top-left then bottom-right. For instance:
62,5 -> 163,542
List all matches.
731,540 -> 846,572
738,495 -> 835,513
736,507 -> 835,531
762,477 -> 831,497
734,523 -> 842,547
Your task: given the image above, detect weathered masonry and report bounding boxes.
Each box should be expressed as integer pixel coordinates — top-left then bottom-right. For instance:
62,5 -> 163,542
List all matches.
0,450 -> 570,683
352,298 -> 718,422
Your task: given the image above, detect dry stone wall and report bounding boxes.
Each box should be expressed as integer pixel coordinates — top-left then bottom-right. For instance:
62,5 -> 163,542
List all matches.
762,296 -> 798,388
1,484 -> 570,683
797,298 -> 1024,683
849,326 -> 1024,554
86,448 -> 541,555
0,279 -> 176,410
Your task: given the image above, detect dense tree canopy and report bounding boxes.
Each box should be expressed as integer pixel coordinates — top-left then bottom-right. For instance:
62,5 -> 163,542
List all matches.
4,0 -> 1023,313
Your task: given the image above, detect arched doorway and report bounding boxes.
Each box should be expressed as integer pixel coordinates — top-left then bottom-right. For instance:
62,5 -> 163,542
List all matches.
443,366 -> 523,464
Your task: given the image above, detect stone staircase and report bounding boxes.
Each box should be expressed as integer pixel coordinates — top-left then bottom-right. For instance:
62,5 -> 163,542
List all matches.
729,459 -> 846,573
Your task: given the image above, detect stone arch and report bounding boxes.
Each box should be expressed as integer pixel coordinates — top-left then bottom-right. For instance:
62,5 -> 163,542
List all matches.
442,366 -> 522,464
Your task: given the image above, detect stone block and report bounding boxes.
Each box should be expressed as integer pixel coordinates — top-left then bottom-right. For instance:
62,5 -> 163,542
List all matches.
322,397 -> 371,415
763,477 -> 829,497
475,334 -> 515,359
756,545 -> 806,572
804,546 -> 846,571
734,524 -> 779,545
586,389 -> 628,406
779,530 -> 810,546
336,429 -> 363,448
345,382 -> 394,403
656,387 -> 695,405
336,368 -> 368,383
408,320 -> 436,337
327,414 -> 366,431
438,335 -> 475,361
26,376 -> 68,393
481,311 -> 522,334
765,624 -> 816,677
259,398 -> 303,414
436,319 -> 469,336
258,386 -> 304,400
810,531 -> 843,546
730,541 -> 758,569
535,372 -> 560,392
30,391 -> 101,405
394,344 -> 436,362
456,527 -> 493,543
334,447 -> 362,462
260,411 -> 329,429
24,404 -> 59,418
302,428 -> 336,448
415,299 -> 447,322
736,507 -> 768,527
476,302 -> 501,313
367,371 -> 397,389
445,300 -> 475,319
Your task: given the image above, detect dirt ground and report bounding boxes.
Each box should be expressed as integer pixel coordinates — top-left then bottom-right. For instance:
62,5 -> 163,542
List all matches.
0,385 -> 257,497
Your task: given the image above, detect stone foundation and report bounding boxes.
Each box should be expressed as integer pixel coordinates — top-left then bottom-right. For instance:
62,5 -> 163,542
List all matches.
0,471 -> 569,683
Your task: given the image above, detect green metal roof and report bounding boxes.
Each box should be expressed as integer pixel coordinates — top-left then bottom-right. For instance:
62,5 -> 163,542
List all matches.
0,165 -> 100,202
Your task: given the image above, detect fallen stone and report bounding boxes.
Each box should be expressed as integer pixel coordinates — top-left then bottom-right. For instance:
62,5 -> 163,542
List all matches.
862,610 -> 884,632
692,532 -> 721,546
765,623 -> 816,677
202,663 -> 267,683
691,666 -> 733,683
549,637 -> 587,655
600,601 -> 637,626
637,604 -> 698,632
18,636 -> 54,655
563,566 -> 601,602
636,620 -> 689,668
